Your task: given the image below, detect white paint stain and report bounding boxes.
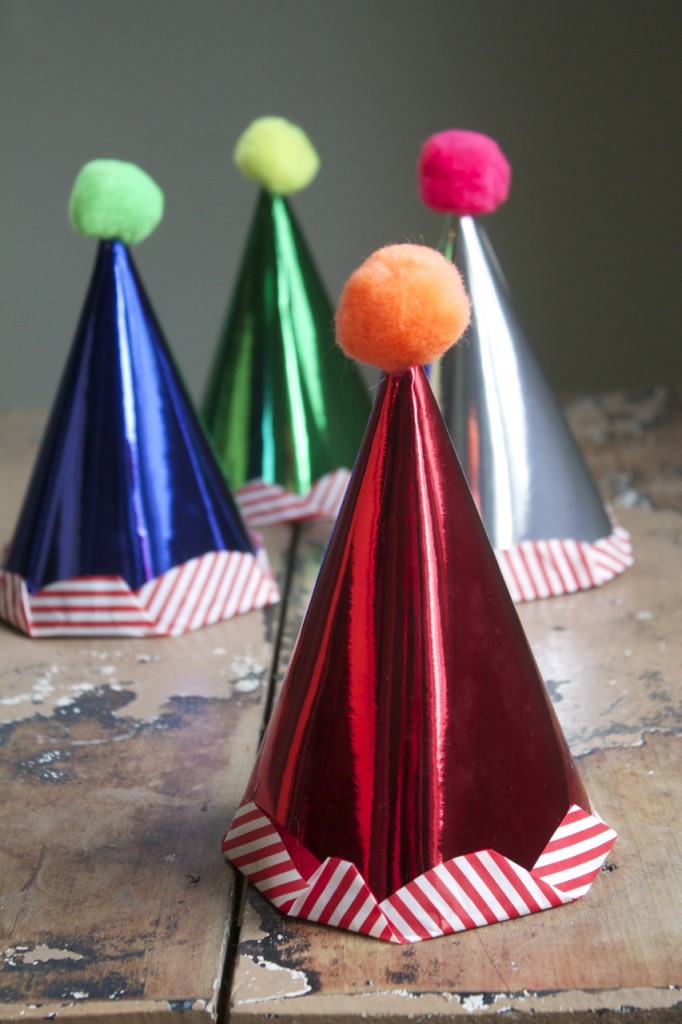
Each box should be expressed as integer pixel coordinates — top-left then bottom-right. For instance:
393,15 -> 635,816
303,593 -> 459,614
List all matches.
369,989 -> 417,1000
3,675 -> 98,712
233,677 -> 261,693
236,955 -> 311,1003
228,653 -> 264,695
615,487 -> 652,509
229,653 -> 264,677
461,994 -> 488,1012
1,637 -> 272,725
5,944 -> 83,965
1,672 -> 55,707
1,694 -> 33,707
33,750 -> 63,764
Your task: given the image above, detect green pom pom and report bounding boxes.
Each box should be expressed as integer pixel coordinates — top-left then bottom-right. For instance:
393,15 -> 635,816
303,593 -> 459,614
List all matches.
234,117 -> 320,196
68,159 -> 164,245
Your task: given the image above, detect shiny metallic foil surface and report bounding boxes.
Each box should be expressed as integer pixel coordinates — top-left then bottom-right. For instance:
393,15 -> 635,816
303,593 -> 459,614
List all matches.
5,240 -> 253,592
431,216 -> 611,549
202,191 -> 371,493
246,367 -> 588,902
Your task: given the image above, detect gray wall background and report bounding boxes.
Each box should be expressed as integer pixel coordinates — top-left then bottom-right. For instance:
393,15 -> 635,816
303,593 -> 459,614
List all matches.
1,0 -> 680,408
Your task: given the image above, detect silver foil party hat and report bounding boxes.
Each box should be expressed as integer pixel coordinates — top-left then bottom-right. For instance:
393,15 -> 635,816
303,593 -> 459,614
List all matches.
431,216 -> 632,601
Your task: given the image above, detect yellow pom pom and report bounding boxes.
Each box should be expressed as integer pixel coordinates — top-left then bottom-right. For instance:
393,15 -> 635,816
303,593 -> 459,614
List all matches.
335,244 -> 471,372
234,116 -> 320,195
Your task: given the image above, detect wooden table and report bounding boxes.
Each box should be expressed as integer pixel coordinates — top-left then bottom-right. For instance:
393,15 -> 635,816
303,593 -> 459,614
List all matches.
1,387 -> 681,1023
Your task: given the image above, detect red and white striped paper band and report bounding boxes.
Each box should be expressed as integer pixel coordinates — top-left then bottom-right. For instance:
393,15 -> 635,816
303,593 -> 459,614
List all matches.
496,525 -> 633,603
533,804 -> 618,898
222,802 -> 617,944
0,550 -> 279,638
236,470 -> 351,527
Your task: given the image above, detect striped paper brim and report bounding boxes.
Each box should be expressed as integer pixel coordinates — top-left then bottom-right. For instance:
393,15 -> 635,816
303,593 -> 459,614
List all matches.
496,524 -> 633,603
236,470 -> 351,527
222,802 -> 616,943
0,548 -> 279,638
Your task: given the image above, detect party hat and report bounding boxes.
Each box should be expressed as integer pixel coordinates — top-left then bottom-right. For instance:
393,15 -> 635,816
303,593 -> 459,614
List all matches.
0,159 -> 279,638
222,245 -> 616,943
202,117 -> 371,527
419,129 -> 632,601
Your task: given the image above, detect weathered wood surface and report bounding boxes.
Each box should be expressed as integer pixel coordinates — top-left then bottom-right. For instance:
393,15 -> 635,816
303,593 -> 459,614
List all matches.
229,387 -> 682,1023
2,386 -> 682,1024
0,409 -> 293,1024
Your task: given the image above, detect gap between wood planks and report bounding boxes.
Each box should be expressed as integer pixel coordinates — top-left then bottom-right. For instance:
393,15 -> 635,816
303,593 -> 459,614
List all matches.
217,522 -> 303,1024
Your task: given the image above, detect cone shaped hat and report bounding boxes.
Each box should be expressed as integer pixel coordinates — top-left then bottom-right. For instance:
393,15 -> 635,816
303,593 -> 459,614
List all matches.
223,245 -> 616,942
202,118 -> 371,528
419,130 -> 632,601
0,161 -> 278,637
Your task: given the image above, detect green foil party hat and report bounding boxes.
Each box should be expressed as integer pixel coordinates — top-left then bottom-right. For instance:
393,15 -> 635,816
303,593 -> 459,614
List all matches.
202,117 -> 371,527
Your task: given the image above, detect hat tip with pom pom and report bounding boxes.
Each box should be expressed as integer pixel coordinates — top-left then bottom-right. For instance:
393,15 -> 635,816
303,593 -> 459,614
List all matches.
234,116 -> 320,196
69,159 -> 164,245
335,243 -> 471,373
418,129 -> 511,216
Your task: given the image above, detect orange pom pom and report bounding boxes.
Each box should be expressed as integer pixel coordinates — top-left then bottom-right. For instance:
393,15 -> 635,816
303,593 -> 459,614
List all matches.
335,244 -> 470,372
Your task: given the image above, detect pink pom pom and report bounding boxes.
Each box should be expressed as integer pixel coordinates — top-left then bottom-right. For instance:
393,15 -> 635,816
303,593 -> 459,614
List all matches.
418,130 -> 511,216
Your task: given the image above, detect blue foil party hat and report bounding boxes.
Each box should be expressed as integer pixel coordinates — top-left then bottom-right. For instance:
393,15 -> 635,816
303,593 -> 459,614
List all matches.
0,160 -> 278,637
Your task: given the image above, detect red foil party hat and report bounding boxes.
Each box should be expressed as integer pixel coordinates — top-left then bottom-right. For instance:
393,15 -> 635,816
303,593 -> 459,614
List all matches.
419,129 -> 632,601
222,245 -> 616,943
